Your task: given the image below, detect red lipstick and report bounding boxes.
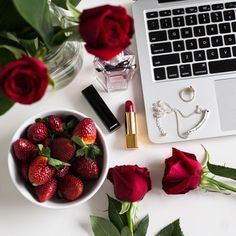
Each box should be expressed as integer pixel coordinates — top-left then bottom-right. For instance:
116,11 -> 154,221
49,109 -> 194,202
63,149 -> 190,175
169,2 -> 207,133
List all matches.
125,100 -> 138,148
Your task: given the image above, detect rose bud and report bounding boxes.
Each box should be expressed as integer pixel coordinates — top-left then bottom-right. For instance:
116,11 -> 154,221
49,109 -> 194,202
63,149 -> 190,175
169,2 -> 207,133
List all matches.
162,148 -> 202,194
107,165 -> 152,202
79,5 -> 134,61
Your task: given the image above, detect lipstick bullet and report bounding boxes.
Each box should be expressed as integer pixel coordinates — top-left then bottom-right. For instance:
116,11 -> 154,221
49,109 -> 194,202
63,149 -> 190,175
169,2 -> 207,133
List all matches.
125,100 -> 138,148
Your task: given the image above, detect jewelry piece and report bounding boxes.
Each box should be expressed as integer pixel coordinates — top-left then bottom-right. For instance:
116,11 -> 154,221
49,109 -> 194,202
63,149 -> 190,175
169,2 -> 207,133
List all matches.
179,86 -> 195,102
152,100 -> 210,139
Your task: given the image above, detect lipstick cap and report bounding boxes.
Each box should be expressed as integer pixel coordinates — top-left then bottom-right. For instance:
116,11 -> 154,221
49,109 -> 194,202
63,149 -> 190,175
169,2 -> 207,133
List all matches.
82,85 -> 121,132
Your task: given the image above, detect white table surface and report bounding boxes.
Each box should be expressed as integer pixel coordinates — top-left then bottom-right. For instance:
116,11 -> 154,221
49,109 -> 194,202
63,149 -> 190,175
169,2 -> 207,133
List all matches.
1,1 -> 236,235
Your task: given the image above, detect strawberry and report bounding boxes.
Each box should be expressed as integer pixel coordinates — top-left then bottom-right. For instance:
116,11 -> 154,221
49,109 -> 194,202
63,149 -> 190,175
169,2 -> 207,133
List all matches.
71,157 -> 99,180
58,175 -> 84,201
13,138 -> 37,162
35,178 -> 57,202
28,156 -> 55,186
54,166 -> 69,178
48,115 -> 64,134
27,122 -> 48,144
73,118 -> 97,145
50,137 -> 76,162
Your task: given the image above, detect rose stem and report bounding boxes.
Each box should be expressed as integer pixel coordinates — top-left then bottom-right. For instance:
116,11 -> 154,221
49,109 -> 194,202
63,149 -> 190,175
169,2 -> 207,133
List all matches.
127,203 -> 134,236
205,176 -> 236,192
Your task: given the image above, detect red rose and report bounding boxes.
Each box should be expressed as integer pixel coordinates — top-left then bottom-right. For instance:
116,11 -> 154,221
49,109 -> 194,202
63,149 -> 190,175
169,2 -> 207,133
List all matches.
107,165 -> 152,202
79,5 -> 134,61
0,55 -> 49,104
162,148 -> 202,194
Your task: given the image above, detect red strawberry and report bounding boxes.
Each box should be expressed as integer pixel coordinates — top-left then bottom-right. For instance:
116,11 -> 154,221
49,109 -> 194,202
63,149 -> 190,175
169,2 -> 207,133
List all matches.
27,122 -> 48,144
50,137 -> 76,162
58,175 -> 84,201
28,156 -> 55,186
13,138 -> 37,162
71,157 -> 99,180
21,163 -> 30,180
73,118 -> 97,145
48,115 -> 64,134
35,178 -> 57,202
54,166 -> 69,178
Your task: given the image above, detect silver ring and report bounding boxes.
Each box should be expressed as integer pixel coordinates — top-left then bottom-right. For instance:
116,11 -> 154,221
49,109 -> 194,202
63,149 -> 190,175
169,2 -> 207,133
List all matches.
179,86 -> 195,102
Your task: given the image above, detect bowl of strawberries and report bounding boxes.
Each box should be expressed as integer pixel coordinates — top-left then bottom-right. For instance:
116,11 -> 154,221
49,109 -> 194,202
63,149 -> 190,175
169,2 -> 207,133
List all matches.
8,109 -> 109,208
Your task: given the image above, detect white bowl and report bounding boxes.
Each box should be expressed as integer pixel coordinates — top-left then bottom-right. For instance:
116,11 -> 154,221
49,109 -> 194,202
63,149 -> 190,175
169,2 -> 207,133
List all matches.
8,109 -> 109,209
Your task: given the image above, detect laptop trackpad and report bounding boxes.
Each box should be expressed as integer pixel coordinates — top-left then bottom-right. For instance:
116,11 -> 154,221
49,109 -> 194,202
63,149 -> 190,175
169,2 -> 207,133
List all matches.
215,78 -> 236,131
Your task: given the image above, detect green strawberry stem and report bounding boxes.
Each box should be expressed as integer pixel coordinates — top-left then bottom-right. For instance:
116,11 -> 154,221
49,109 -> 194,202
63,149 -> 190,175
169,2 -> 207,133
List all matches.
201,174 -> 236,193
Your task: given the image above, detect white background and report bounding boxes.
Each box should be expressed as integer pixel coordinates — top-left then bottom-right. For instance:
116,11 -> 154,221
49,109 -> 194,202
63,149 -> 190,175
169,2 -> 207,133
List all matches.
1,0 -> 236,235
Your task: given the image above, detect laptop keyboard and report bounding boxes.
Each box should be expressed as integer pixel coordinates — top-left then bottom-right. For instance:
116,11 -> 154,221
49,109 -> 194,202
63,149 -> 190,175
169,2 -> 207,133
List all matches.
146,2 -> 236,80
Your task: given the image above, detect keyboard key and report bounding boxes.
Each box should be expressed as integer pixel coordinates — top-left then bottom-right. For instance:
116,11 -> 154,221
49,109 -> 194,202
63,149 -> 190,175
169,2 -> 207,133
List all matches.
149,31 -> 167,42
193,62 -> 208,75
186,15 -> 198,25
181,52 -> 193,63
211,11 -> 223,22
199,5 -> 211,12
186,7 -> 197,13
180,64 -> 192,77
173,40 -> 185,51
224,34 -> 236,45
181,27 -> 193,38
207,49 -> 219,60
232,22 -> 236,31
147,19 -> 159,30
173,8 -> 184,15
225,2 -> 236,9
168,29 -> 180,39
212,4 -> 224,10
186,39 -> 197,50
152,54 -> 180,66
198,13 -> 210,24
199,37 -> 210,48
194,26 -> 206,37
160,18 -> 172,28
224,10 -> 236,21
167,66 -> 179,79
194,50 -> 206,61
160,10 -> 171,17
151,42 -> 172,54
206,24 -> 218,35
219,23 -> 231,33
232,46 -> 236,56
154,67 -> 166,80
209,59 -> 236,73
146,11 -> 158,18
220,47 -> 231,58
173,16 -> 185,27
211,36 -> 223,47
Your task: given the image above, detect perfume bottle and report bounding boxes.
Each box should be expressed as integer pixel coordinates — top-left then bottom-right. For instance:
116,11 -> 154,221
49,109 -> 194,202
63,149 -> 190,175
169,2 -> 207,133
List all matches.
93,49 -> 136,92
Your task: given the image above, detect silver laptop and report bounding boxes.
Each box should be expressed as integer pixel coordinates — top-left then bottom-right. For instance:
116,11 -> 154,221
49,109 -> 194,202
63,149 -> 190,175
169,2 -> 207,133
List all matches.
132,0 -> 236,143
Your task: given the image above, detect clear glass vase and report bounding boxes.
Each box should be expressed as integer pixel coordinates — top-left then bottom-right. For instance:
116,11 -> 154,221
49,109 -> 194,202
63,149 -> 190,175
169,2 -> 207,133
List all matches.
44,41 -> 83,89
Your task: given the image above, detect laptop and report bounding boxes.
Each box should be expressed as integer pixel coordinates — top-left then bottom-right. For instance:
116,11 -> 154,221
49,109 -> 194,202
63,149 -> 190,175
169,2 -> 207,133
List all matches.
132,0 -> 236,143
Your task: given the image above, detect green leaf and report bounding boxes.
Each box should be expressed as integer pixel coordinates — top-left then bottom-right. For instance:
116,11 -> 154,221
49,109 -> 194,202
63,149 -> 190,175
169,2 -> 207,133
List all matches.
121,227 -> 132,236
134,215 -> 149,236
12,0 -> 54,48
0,48 -> 17,68
204,147 -> 236,180
72,135 -> 85,147
0,90 -> 15,116
51,0 -> 81,9
0,36 -> 24,51
155,219 -> 184,236
48,157 -> 70,170
19,38 -> 39,56
90,216 -> 121,236
120,202 -> 131,215
0,0 -> 29,31
0,45 -> 24,59
38,145 -> 51,157
76,146 -> 87,157
66,0 -> 80,18
108,195 -> 128,232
